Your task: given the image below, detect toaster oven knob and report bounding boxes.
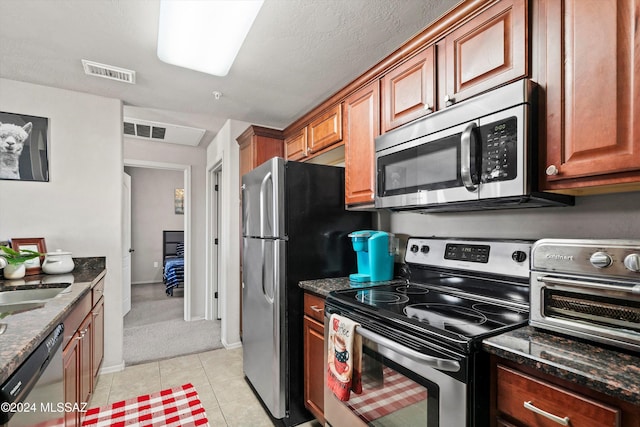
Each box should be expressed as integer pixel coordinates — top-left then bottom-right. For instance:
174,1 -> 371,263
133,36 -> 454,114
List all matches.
590,251 -> 612,268
410,244 -> 420,253
623,254 -> 640,272
511,251 -> 527,263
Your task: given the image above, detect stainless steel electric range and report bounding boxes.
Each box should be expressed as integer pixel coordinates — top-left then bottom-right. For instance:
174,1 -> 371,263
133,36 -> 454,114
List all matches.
324,237 -> 532,427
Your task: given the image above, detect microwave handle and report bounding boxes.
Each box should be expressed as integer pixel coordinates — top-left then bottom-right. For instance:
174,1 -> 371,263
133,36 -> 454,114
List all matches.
460,122 -> 478,193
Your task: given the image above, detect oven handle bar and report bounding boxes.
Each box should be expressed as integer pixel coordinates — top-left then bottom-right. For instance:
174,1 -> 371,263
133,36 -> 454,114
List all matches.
355,326 -> 461,372
537,275 -> 640,294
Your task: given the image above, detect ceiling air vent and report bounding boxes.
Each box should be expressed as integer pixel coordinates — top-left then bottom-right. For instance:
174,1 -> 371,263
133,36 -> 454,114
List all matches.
82,59 -> 136,84
123,118 -> 205,146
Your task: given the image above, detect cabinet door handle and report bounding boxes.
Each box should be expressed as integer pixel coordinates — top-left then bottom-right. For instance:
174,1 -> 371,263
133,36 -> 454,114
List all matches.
523,401 -> 570,426
444,94 -> 454,107
309,305 -> 323,313
546,165 -> 559,176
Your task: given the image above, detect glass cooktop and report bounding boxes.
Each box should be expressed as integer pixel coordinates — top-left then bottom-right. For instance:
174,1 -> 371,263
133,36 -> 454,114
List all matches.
327,282 -> 529,352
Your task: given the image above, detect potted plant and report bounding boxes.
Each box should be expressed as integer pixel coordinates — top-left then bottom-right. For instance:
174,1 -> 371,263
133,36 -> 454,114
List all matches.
0,245 -> 44,279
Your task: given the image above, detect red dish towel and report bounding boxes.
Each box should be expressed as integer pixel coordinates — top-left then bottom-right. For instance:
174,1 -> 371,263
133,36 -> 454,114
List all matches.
327,314 -> 362,401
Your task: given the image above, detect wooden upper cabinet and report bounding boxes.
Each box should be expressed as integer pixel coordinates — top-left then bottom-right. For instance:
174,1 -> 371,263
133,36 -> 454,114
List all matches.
308,104 -> 343,154
345,80 -> 380,205
381,46 -> 435,133
438,0 -> 527,108
237,125 -> 284,177
538,0 -> 640,194
285,127 -> 307,161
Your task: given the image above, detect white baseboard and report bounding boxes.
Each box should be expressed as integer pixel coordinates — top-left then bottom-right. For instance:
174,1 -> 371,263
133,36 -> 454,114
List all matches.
223,339 -> 242,350
131,280 -> 162,285
100,360 -> 125,375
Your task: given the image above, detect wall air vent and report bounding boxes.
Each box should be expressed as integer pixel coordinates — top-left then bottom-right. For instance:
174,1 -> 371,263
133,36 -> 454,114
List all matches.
123,117 -> 205,146
82,59 -> 136,84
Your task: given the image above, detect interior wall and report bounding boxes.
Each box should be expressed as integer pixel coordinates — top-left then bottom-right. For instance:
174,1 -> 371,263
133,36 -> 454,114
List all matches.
0,78 -> 124,372
124,166 -> 184,284
390,191 -> 640,241
124,138 -> 207,319
206,118 -> 251,348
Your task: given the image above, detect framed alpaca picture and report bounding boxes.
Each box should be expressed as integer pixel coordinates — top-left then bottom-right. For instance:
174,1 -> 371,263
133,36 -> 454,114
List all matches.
0,111 -> 49,182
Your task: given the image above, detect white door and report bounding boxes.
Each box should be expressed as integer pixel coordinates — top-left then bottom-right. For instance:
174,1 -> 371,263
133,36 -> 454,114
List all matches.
215,168 -> 222,319
122,172 -> 132,315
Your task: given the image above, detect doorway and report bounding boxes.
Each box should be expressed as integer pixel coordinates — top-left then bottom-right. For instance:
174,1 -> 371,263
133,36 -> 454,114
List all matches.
208,163 -> 223,320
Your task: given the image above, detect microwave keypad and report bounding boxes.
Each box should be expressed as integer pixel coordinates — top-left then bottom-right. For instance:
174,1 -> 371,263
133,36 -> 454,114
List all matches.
480,117 -> 517,183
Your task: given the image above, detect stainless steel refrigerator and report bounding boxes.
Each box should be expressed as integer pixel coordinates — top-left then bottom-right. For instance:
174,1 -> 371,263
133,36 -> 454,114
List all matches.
241,157 -> 370,426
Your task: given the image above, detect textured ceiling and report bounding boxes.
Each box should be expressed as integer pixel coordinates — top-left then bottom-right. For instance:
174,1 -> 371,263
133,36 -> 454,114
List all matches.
0,0 -> 460,146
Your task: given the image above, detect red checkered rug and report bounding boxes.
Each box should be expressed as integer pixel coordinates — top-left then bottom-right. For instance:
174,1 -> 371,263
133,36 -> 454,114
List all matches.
82,383 -> 209,427
346,367 -> 428,422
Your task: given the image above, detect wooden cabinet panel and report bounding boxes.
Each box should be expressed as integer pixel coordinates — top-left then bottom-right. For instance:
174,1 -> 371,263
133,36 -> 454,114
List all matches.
303,315 -> 325,424
539,0 -> 640,193
237,125 -> 284,177
439,0 -> 527,107
496,365 -> 620,427
345,80 -> 380,205
382,46 -> 435,132
285,127 -> 308,161
79,314 -> 93,404
92,296 -> 104,380
63,336 -> 80,427
308,104 -> 343,154
303,292 -> 325,323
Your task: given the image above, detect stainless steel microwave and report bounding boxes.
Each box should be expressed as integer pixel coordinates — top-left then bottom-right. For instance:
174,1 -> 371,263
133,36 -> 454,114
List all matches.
374,79 -> 573,212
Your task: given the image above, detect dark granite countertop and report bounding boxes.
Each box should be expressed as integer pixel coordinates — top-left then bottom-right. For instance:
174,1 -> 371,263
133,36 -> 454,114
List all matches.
0,258 -> 106,385
299,276 -> 405,297
483,325 -> 640,405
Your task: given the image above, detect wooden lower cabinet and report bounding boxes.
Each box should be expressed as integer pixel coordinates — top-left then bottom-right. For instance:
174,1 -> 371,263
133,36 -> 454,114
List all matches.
491,356 -> 639,427
63,336 -> 80,427
63,280 -> 105,426
303,292 -> 326,424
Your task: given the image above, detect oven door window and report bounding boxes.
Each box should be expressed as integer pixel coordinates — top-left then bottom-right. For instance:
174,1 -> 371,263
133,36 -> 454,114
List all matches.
377,133 -> 462,197
343,342 -> 439,426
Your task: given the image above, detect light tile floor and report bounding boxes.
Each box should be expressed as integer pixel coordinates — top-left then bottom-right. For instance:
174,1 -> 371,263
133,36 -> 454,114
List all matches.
88,347 -> 322,427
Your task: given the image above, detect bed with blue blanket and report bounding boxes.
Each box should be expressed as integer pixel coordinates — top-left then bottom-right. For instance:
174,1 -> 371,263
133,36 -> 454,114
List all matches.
162,230 -> 184,296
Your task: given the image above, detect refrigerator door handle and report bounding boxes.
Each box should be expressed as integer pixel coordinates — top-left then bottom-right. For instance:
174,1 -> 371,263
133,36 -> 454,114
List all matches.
259,171 -> 272,238
261,240 -> 274,304
241,184 -> 248,237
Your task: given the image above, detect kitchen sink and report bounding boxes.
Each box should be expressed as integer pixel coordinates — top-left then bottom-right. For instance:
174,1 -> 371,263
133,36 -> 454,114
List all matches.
0,286 -> 71,305
0,302 -> 46,319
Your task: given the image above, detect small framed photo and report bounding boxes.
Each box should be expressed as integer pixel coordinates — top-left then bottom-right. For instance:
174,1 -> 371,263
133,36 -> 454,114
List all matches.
175,188 -> 184,215
10,237 -> 47,276
0,111 -> 49,182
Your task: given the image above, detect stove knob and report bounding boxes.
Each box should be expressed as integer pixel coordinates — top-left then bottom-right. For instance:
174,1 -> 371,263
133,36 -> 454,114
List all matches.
511,251 -> 527,263
623,253 -> 640,272
420,245 -> 430,254
410,244 -> 419,253
590,251 -> 612,268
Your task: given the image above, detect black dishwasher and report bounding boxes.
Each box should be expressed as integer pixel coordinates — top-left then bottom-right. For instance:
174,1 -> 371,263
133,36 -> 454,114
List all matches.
1,323 -> 64,427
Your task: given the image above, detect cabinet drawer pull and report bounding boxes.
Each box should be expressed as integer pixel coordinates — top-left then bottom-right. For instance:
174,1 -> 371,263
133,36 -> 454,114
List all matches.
524,401 -> 570,426
309,305 -> 323,313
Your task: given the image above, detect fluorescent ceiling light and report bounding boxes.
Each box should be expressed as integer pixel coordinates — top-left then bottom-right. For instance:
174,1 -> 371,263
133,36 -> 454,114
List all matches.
157,0 -> 264,77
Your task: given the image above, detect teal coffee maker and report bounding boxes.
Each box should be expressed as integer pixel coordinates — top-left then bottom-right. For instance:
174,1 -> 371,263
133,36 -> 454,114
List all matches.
348,230 -> 396,283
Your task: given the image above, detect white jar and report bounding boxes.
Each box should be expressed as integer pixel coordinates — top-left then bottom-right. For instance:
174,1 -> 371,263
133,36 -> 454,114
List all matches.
42,250 -> 75,274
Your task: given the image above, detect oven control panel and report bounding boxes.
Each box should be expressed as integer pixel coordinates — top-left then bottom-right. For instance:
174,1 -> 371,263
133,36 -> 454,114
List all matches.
405,237 -> 532,279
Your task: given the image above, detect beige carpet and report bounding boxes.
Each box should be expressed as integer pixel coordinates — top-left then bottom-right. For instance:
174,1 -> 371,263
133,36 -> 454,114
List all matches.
123,283 -> 222,365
